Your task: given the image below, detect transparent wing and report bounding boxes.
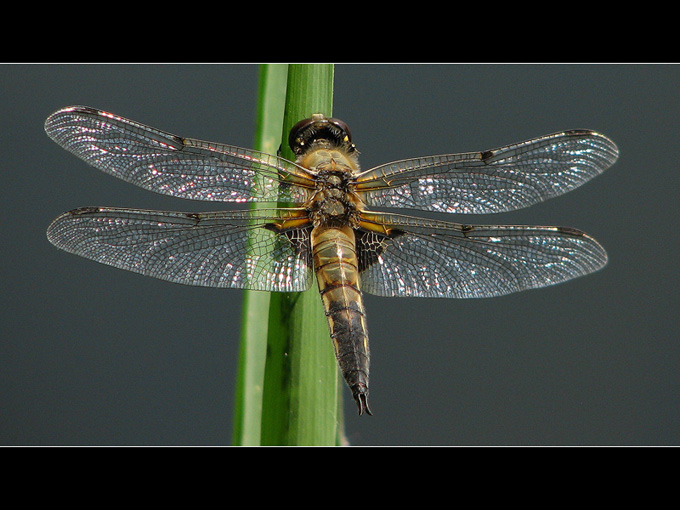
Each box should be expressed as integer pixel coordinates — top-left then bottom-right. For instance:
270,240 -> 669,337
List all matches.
46,207 -> 314,292
357,212 -> 607,298
355,130 -> 619,214
44,106 -> 315,203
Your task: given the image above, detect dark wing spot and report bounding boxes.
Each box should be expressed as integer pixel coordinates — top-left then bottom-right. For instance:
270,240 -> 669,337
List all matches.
265,223 -> 314,268
356,228 -> 404,273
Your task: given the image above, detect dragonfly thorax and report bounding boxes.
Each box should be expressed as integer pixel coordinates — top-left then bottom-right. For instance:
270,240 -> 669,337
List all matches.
309,187 -> 360,228
298,147 -> 360,178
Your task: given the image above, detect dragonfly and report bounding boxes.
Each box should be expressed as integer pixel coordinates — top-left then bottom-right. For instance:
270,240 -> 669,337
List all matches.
45,106 -> 619,415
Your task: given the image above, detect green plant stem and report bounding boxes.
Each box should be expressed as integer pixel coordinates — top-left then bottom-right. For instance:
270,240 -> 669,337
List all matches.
233,64 -> 342,446
259,64 -> 342,446
232,64 -> 289,446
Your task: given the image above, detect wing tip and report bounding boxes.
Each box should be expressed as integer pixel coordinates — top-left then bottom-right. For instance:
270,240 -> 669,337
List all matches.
45,105 -> 95,129
46,206 -> 103,246
554,225 -> 609,269
564,128 -> 620,163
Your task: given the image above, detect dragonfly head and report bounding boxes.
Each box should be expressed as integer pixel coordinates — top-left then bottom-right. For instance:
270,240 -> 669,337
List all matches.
289,113 -> 356,156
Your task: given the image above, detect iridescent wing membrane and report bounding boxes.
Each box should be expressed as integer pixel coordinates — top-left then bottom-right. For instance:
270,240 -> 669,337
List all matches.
44,106 -> 316,204
355,129 -> 618,214
45,106 -> 618,297
47,206 -> 314,292
356,213 -> 607,298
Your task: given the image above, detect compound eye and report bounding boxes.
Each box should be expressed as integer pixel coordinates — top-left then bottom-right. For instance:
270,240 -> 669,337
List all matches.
328,117 -> 352,144
288,117 -> 317,154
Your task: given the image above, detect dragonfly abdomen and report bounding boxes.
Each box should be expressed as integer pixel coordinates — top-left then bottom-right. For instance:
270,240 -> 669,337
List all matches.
311,225 -> 371,416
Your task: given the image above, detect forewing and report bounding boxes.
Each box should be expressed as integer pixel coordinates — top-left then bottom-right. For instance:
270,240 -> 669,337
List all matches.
46,207 -> 314,292
357,212 -> 607,298
355,130 -> 618,214
44,106 -> 314,203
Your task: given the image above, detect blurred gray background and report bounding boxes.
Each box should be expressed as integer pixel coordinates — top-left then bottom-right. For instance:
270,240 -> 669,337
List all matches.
2,64 -> 677,445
